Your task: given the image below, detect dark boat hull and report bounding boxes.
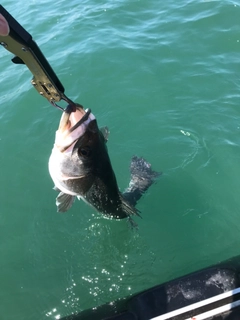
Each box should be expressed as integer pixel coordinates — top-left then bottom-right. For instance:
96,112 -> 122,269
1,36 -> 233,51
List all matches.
60,255 -> 240,320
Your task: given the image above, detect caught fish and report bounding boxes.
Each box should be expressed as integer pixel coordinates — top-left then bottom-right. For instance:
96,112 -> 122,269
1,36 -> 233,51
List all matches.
49,104 -> 159,220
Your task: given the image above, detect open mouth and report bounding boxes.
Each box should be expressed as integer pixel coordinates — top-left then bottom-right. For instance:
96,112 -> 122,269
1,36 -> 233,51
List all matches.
58,104 -> 87,133
56,104 -> 95,152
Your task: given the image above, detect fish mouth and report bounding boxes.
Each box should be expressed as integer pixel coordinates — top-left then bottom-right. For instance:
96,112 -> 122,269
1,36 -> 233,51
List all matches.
56,104 -> 95,152
58,104 -> 88,133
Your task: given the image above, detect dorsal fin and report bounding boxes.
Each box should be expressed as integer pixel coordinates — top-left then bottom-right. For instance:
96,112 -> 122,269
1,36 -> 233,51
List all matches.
100,126 -> 110,142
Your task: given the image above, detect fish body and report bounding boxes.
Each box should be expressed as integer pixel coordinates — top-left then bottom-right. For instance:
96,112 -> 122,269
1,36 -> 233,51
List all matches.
49,105 -> 159,219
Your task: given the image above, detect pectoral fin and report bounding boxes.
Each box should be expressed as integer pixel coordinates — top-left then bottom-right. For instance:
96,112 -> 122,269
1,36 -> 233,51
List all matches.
56,192 -> 75,212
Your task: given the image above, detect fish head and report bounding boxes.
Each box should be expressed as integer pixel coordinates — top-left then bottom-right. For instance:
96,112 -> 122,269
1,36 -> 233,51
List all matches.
49,105 -> 108,196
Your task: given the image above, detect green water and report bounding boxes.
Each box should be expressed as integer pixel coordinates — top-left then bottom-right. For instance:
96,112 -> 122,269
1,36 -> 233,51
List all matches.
1,0 -> 240,319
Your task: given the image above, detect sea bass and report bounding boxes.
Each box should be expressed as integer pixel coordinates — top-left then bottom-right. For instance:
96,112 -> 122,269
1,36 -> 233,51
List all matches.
49,105 -> 159,219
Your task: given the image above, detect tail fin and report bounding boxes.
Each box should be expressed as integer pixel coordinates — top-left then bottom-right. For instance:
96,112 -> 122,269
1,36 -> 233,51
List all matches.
123,156 -> 161,207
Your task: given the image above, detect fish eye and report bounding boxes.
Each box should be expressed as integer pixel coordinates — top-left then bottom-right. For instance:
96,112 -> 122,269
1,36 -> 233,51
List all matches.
78,146 -> 91,157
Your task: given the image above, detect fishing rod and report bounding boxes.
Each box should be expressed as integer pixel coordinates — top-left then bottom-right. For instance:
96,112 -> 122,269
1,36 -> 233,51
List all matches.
0,5 -> 77,112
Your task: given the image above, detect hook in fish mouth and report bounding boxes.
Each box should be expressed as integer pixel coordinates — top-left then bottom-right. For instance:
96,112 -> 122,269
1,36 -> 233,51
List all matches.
58,104 -> 87,133
68,108 -> 92,133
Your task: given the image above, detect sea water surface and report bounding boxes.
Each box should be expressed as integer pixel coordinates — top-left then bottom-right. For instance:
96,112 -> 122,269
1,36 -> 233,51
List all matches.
1,0 -> 240,319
